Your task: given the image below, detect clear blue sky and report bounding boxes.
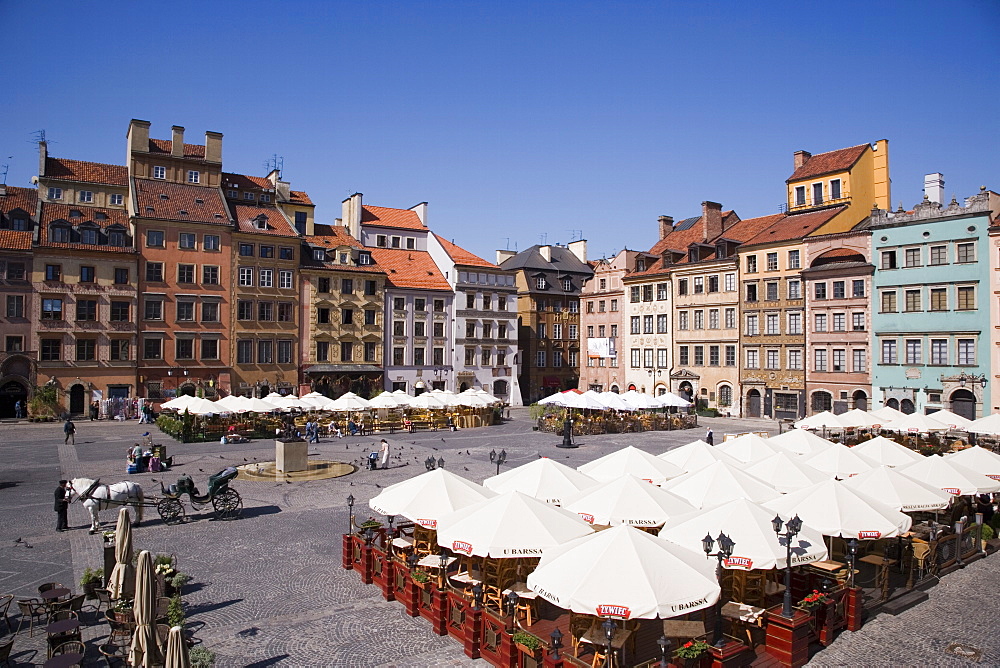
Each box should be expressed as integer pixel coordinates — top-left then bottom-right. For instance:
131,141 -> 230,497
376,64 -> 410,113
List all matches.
3,1 -> 997,262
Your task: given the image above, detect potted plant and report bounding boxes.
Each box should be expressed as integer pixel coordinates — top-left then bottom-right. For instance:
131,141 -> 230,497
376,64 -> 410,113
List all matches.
797,590 -> 832,611
80,567 -> 103,599
411,571 -> 431,587
166,595 -> 185,627
190,647 -> 216,668
674,639 -> 710,667
167,571 -> 191,598
512,630 -> 542,658
112,597 -> 134,622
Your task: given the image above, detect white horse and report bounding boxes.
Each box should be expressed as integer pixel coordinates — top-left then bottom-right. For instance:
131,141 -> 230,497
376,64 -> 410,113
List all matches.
69,478 -> 145,534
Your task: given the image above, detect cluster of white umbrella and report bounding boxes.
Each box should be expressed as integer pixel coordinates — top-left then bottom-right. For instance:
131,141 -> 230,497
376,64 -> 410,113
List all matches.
538,389 -> 690,410
794,407 -> 983,434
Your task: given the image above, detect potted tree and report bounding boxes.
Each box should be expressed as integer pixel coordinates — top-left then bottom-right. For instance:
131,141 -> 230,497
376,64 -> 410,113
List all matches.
512,630 -> 543,660
80,567 -> 103,599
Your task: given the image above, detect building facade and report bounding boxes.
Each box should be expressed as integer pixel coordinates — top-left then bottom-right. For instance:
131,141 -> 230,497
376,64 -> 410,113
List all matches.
579,250 -> 636,394
0,185 -> 38,417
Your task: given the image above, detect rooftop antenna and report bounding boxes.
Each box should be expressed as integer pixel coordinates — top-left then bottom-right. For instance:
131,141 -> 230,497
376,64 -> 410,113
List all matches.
30,129 -> 52,146
566,229 -> 583,242
503,237 -> 511,250
539,232 -> 547,245
0,160 -> 10,186
264,154 -> 284,176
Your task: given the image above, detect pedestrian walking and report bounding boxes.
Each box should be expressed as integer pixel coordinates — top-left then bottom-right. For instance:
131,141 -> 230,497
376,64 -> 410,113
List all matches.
705,427 -> 714,446
55,480 -> 69,532
64,418 -> 76,445
379,439 -> 390,469
14,399 -> 23,418
90,401 -> 99,421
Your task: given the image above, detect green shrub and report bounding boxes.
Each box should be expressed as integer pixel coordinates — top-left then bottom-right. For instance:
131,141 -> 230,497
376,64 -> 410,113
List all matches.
190,646 -> 216,668
80,567 -> 103,587
512,630 -> 541,650
982,523 -> 995,541
166,595 -> 184,627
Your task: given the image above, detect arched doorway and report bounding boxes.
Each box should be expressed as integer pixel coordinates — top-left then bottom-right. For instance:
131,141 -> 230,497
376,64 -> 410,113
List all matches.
627,384 -> 636,391
678,381 -> 693,403
179,383 -> 197,397
746,390 -> 761,418
0,380 -> 28,418
69,385 -> 86,414
459,382 -> 469,392
900,398 -> 915,414
852,391 -> 867,410
610,385 -> 619,394
886,398 -> 899,410
811,391 -> 832,413
950,389 -> 976,421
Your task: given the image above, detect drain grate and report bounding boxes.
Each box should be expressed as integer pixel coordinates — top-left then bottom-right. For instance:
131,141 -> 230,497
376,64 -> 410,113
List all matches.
945,642 -> 982,662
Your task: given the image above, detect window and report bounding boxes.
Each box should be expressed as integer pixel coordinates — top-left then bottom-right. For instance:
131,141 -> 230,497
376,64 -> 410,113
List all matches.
277,340 -> 292,364
562,278 -> 572,291
833,313 -> 846,332
746,350 -> 759,369
746,256 -> 757,273
766,349 -> 779,369
766,252 -> 778,271
109,229 -> 125,246
787,312 -> 802,334
78,190 -> 94,203
746,284 -> 758,302
390,236 -> 401,249
956,242 -> 975,263
568,324 -> 578,339
787,280 -> 801,299
745,314 -> 758,335
957,286 -> 975,310
238,267 -> 254,286
830,178 -> 842,200
174,232 -> 195,250
852,312 -> 865,331
812,182 -> 823,205
480,348 -> 491,366
814,283 -> 826,300
852,280 -> 865,298
766,282 -> 778,301
642,285 -> 654,301
630,316 -> 641,335
145,262 -> 163,282
143,338 -> 162,360
415,321 -> 425,337
881,251 -> 897,269
147,230 -> 164,247
725,308 -> 736,329
258,340 -> 274,364
6,262 -> 25,280
41,338 -> 61,361
202,302 -> 220,322
725,345 -> 736,366
725,273 -> 736,291
187,170 -> 200,184
553,323 -> 563,339
114,267 -> 129,284
852,349 -> 866,372
258,302 -> 274,321
881,291 -> 897,312
71,298 -> 95,321
693,310 -> 704,330
46,264 -> 61,281
705,309 -> 718,330
177,264 -> 195,284
678,346 -> 689,366
901,248 -> 922,269
195,233 -> 218,252
110,339 -> 129,361
79,266 -> 95,283
237,340 -> 254,364
414,298 -> 426,311
597,300 -> 605,313
199,265 -> 218,285
316,341 -> 329,362
881,339 -> 897,364
787,349 -> 802,370
643,349 -> 654,368
814,349 -> 828,372
929,246 -> 947,265
553,351 -> 564,368
677,311 -> 689,330
765,313 -> 779,335
708,275 -> 719,293
930,288 -> 947,311
365,342 -> 377,362
150,165 -> 166,180
794,186 -> 806,206
341,341 -> 354,362
656,283 -> 669,300
394,321 -> 405,336
259,269 -> 273,288
832,349 -> 845,372
238,243 -> 254,257
814,313 -> 827,332
339,278 -> 354,294
80,227 -> 98,245
361,309 -> 375,326
275,302 -> 292,322
905,290 -> 921,312
42,298 -> 63,320
6,295 -> 24,318
48,187 -> 63,200
293,211 -> 307,234
238,300 -> 254,321
693,277 -> 704,294
930,339 -> 947,365
905,339 -> 921,365
143,299 -> 163,320
175,338 -> 194,360
629,286 -> 641,302
693,346 -> 704,366
536,350 -> 547,367
535,277 -> 546,290
832,281 -> 845,299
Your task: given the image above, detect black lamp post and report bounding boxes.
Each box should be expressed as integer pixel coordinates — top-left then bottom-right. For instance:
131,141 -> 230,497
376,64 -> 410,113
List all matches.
472,582 -> 484,609
386,515 -> 396,556
702,531 -> 736,646
771,514 -> 803,618
602,617 -> 616,664
406,551 -> 419,571
657,635 -> 672,667
347,494 -> 355,533
558,411 -> 577,448
550,628 -> 564,660
506,590 -> 519,631
845,537 -> 858,587
438,549 -> 449,587
490,448 -> 507,476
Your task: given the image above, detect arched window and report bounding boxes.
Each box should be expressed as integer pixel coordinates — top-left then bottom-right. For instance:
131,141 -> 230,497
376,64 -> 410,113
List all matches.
900,398 -> 915,414
493,380 -> 508,396
886,398 -> 899,410
852,391 -> 867,410
811,391 -> 832,413
718,385 -> 732,407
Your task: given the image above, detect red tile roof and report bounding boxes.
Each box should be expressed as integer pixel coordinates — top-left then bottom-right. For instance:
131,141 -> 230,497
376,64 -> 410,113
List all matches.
289,191 -> 313,206
362,205 -> 425,230
0,186 -> 37,216
148,138 -> 206,159
741,207 -> 845,247
0,229 -> 31,250
222,173 -> 273,191
434,234 -> 495,268
38,203 -> 133,252
722,213 -> 787,243
370,247 -> 450,291
44,158 -> 128,186
787,144 -> 869,182
232,204 -> 298,237
303,225 -> 386,274
133,179 -> 231,225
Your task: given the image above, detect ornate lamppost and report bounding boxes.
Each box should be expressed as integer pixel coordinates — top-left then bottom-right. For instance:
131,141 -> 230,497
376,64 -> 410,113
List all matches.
702,531 -> 736,646
771,514 -> 803,618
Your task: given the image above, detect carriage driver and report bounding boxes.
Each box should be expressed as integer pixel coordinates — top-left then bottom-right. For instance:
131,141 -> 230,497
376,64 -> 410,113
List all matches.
55,480 -> 70,532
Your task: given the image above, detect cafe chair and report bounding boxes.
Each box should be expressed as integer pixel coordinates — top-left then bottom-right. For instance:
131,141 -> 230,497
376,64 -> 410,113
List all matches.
50,639 -> 85,666
0,638 -> 13,668
37,583 -> 65,596
15,598 -> 47,637
94,588 -> 113,614
98,643 -> 128,668
0,594 -> 13,633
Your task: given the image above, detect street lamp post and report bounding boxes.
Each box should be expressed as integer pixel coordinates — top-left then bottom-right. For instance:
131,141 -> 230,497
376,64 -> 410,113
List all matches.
602,617 -> 616,665
489,448 -> 507,476
657,635 -> 672,667
559,411 -> 576,448
346,494 -> 355,533
771,514 -> 803,618
702,531 -> 736,646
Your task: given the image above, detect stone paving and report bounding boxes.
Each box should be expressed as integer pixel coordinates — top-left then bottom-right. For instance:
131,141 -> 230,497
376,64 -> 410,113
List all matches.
0,409 -> 994,666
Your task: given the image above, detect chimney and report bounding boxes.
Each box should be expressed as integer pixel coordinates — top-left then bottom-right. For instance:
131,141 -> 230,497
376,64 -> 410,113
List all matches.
171,126 -> 185,157
793,150 -> 812,170
127,119 -> 151,155
38,139 -> 48,177
539,245 -> 552,263
923,173 -> 944,205
496,249 -> 516,265
701,201 -> 723,241
409,202 -> 428,227
658,215 -> 674,240
204,131 -> 223,163
568,239 -> 587,263
341,193 -> 363,240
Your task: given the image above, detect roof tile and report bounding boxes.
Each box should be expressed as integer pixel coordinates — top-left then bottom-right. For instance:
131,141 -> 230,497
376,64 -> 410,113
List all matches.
741,207 -> 845,247
0,229 -> 32,250
369,247 -> 450,291
38,202 -> 134,253
0,186 -> 38,216
148,138 -> 206,158
788,144 -> 869,182
232,204 -> 298,238
222,173 -> 273,191
289,191 -> 313,206
434,234 -> 496,268
362,205 -> 425,230
302,225 -> 386,274
134,178 -> 230,225
44,158 -> 128,186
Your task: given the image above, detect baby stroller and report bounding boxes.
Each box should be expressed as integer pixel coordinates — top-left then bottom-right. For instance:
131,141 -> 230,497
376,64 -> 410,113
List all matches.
367,452 -> 380,471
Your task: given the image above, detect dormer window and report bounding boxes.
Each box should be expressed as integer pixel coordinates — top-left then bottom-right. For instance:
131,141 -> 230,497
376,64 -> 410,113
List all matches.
195,198 -> 204,204
636,259 -> 646,271
69,209 -> 82,218
812,183 -> 823,205
80,228 -> 98,245
95,212 -> 107,220
358,252 -> 372,265
159,194 -> 169,200
50,225 -> 71,243
11,216 -> 27,231
108,230 -> 125,247
145,206 -> 155,213
254,215 -> 268,230
535,277 -> 546,290
260,194 -> 271,203
244,192 -> 254,201
794,186 -> 806,206
340,253 -> 348,264
313,249 -> 326,261
178,210 -> 188,216
830,178 -> 841,200
562,278 -> 572,291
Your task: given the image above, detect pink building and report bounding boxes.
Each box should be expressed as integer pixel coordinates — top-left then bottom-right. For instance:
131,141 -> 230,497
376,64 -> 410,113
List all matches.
579,250 -> 640,393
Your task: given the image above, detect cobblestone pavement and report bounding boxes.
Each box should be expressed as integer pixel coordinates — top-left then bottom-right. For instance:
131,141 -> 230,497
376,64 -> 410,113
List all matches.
5,410 -> 991,666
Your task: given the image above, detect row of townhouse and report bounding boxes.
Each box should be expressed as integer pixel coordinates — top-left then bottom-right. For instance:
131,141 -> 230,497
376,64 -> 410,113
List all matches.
578,140 -> 1000,421
0,120 -> 521,417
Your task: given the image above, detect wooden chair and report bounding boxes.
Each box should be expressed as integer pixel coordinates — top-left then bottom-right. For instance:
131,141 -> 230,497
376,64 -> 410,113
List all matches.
155,597 -> 171,623
49,610 -> 79,623
570,614 -> 595,658
94,588 -> 113,614
98,643 -> 128,668
50,640 -> 85,663
0,594 -> 12,633
15,598 -> 47,636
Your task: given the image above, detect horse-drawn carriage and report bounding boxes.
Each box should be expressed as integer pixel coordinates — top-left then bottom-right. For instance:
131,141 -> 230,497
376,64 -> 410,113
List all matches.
156,467 -> 242,524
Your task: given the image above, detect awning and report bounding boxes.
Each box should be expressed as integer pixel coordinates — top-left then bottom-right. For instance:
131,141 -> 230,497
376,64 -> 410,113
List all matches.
304,364 -> 382,374
543,376 -> 562,387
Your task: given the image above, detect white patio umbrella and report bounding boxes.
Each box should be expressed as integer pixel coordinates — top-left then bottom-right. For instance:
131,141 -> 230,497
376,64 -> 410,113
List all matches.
526,525 -> 720,619
580,389 -> 612,409
838,409 -> 883,429
803,443 -> 876,479
657,392 -> 693,408
456,393 -> 490,408
483,457 -> 598,505
871,406 -> 906,422
599,391 -> 634,411
620,390 -> 662,410
240,396 -> 281,413
212,395 -> 243,411
392,389 -> 410,398
924,409 -> 973,430
300,391 -> 326,400
329,392 -> 372,411
896,455 -> 1000,496
164,624 -> 191,668
577,445 -> 684,485
473,389 -> 502,404
851,436 -> 925,467
764,479 -> 912,539
946,446 -> 1000,480
744,452 -> 831,493
271,395 -> 312,411
369,392 -> 406,409
130,550 -> 163,668
108,507 -> 133,600
660,498 -> 829,570
429,389 -> 461,405
842,466 -> 952,512
265,391 -> 285,400
408,393 -> 449,410
882,412 -> 950,434
182,397 -> 225,415
660,460 -> 780,509
436,491 -> 593,558
561,475 -> 696,527
767,429 -> 835,458
715,433 -> 787,464
565,391 -> 610,410
160,395 -> 198,411
657,440 -> 739,474
794,410 -> 850,431
304,395 -> 336,410
965,413 -> 1000,436
369,468 -> 495,528
537,391 -> 578,407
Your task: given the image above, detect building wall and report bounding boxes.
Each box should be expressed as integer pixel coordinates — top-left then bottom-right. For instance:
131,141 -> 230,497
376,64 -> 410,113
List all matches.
384,289 -> 453,393
579,252 -> 634,393
453,269 -> 520,404
621,273 -> 673,396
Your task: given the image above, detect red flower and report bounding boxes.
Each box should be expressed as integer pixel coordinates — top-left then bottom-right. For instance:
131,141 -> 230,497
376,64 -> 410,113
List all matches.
684,642 -> 692,648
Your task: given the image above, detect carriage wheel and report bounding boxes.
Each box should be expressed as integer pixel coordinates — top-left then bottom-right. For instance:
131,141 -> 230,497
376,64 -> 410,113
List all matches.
157,498 -> 185,525
212,489 -> 242,521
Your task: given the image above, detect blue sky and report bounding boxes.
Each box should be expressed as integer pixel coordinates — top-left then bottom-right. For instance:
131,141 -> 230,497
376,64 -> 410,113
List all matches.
3,1 -> 997,262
